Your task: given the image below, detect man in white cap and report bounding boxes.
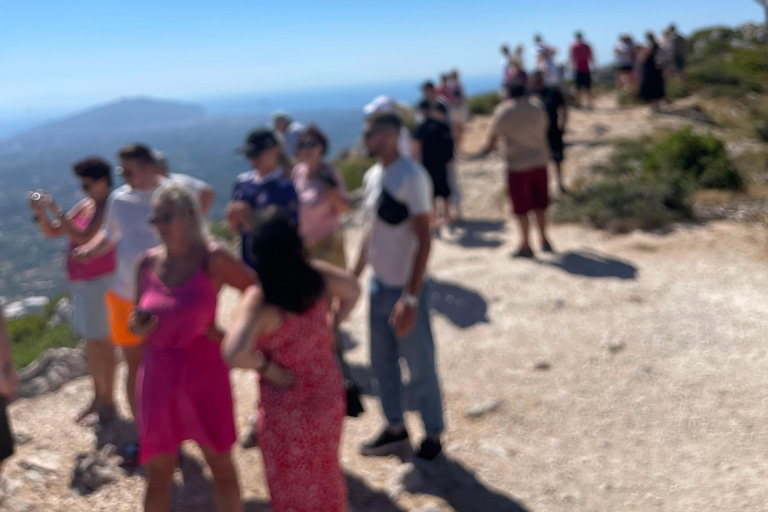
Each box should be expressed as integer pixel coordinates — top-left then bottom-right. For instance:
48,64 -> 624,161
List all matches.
271,110 -> 305,160
363,96 -> 413,159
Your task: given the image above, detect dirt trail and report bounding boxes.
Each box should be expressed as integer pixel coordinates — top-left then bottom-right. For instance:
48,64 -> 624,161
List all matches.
5,97 -> 768,512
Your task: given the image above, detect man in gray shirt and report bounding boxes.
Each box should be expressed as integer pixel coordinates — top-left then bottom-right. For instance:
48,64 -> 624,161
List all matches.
353,113 -> 445,461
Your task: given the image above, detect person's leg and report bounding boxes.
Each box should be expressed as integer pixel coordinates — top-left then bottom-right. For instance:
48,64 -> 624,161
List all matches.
441,197 -> 452,226
200,447 -> 241,512
368,279 -> 405,431
83,339 -> 117,420
144,455 -> 176,512
516,213 -> 531,251
554,160 -> 564,191
121,344 -> 145,421
534,209 -> 549,245
399,282 -> 444,439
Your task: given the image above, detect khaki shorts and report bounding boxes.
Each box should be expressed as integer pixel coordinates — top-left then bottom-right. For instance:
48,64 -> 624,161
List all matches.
307,230 -> 347,270
105,290 -> 141,347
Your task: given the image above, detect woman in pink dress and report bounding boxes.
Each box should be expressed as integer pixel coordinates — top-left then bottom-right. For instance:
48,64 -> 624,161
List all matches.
129,183 -> 268,512
222,206 -> 361,512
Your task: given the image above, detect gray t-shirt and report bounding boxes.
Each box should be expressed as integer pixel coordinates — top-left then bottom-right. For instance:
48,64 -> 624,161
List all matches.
363,157 -> 432,288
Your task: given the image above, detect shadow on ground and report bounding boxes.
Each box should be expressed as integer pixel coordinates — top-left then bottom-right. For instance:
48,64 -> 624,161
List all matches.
401,456 -> 531,512
242,471 -> 406,512
542,250 -> 638,280
430,280 -> 489,329
452,219 -> 505,248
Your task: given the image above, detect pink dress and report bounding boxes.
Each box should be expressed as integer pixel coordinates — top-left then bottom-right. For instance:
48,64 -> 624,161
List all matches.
136,263 -> 236,465
256,298 -> 347,512
66,206 -> 116,282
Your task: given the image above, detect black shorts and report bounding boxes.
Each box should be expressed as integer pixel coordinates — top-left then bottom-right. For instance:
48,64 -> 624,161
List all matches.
618,64 -> 634,72
548,129 -> 565,162
427,167 -> 451,199
0,396 -> 14,463
575,71 -> 592,90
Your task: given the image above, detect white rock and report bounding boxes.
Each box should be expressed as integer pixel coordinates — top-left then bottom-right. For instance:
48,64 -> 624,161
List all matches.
19,450 -> 61,473
478,440 -> 509,458
465,398 -> 504,419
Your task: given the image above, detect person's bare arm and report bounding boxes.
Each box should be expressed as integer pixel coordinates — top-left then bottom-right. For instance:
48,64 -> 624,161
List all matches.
312,260 -> 361,325
0,309 -> 18,401
327,188 -> 351,215
48,199 -> 106,245
226,200 -> 253,237
198,187 -> 215,217
71,229 -> 116,262
389,213 -> 431,337
221,286 -> 292,388
353,231 -> 370,278
208,244 -> 258,292
412,139 -> 423,163
30,195 -> 65,238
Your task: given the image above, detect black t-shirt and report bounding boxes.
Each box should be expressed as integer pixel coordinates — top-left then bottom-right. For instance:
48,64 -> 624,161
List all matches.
414,118 -> 454,172
535,87 -> 565,133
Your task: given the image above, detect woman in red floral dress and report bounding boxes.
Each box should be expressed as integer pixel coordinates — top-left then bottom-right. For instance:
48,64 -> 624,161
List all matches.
222,206 -> 360,512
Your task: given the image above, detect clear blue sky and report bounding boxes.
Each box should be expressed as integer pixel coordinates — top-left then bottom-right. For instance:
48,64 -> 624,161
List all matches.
0,0 -> 761,118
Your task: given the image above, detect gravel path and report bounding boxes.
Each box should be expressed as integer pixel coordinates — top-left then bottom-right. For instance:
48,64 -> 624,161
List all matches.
4,97 -> 768,512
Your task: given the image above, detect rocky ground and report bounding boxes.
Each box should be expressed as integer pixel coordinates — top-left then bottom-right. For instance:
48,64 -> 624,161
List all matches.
4,96 -> 768,512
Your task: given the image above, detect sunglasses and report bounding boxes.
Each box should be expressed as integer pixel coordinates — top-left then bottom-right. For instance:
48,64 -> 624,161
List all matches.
298,139 -> 320,149
148,212 -> 177,225
363,129 -> 383,140
115,166 -> 134,179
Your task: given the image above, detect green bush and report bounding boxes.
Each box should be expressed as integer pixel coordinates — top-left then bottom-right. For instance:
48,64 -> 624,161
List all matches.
553,127 -> 742,231
334,155 -> 376,191
644,126 -> 742,190
7,314 -> 79,369
467,91 -> 502,116
208,219 -> 234,243
666,78 -> 691,102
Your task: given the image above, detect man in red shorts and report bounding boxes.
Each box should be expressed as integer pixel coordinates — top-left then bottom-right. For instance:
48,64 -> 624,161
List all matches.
474,82 -> 553,258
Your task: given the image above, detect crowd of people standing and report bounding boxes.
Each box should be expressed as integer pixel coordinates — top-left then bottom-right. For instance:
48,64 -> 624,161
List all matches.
0,23 -> 693,512
8,85 -> 452,509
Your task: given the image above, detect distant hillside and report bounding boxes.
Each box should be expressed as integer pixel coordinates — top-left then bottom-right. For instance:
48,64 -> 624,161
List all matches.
1,97 -> 205,152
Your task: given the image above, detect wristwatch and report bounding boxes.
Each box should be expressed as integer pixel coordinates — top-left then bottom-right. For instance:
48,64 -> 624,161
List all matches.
402,294 -> 419,308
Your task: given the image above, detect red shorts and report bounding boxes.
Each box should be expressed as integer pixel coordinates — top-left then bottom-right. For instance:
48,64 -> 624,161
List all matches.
507,167 -> 549,215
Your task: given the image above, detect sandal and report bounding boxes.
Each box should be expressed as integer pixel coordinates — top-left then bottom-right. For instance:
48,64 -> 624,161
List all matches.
74,401 -> 99,427
120,441 -> 140,469
512,247 -> 535,259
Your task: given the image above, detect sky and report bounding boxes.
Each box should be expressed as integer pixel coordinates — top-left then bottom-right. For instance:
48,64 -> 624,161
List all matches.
0,0 -> 762,122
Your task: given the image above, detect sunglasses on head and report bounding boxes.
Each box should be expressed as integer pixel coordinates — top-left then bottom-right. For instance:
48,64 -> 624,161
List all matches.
115,166 -> 134,178
147,212 -> 177,226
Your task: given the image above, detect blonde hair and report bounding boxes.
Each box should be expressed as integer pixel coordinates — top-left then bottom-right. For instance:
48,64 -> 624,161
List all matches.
152,182 -> 209,240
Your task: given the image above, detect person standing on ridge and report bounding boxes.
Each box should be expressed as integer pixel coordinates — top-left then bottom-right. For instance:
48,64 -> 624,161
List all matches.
638,32 -> 666,113
569,31 -> 595,110
413,101 -> 455,228
354,113 -> 445,461
226,128 -> 299,448
363,95 -> 415,159
473,82 -> 554,259
271,111 -> 305,163
29,158 -> 118,428
531,71 -> 569,194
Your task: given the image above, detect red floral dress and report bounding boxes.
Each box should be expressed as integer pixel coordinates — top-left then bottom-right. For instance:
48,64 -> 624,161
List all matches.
255,298 -> 347,512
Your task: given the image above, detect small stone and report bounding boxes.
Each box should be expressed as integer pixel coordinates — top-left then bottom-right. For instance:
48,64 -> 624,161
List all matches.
607,341 -> 626,354
532,359 -> 551,371
19,450 -> 61,473
412,503 -> 442,512
465,398 -> 503,419
478,440 -> 509,458
13,432 -> 31,446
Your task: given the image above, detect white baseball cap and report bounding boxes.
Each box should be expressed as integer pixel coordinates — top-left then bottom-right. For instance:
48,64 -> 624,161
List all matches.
363,95 -> 398,115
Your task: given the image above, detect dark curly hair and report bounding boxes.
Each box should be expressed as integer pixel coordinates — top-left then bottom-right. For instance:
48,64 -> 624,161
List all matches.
73,157 -> 112,187
248,206 -> 325,313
